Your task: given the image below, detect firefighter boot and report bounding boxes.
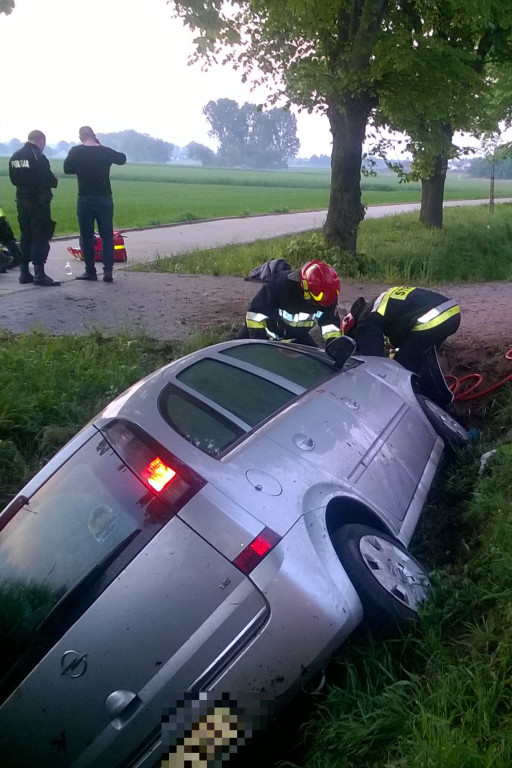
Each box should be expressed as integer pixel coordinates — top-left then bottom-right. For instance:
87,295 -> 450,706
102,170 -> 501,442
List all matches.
33,263 -> 60,287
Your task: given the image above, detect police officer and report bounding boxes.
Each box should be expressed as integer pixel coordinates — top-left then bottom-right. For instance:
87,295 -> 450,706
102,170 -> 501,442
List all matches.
242,259 -> 342,347
9,130 -> 60,286
343,286 -> 461,374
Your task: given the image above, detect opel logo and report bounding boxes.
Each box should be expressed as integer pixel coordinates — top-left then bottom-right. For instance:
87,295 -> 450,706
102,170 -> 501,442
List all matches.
61,650 -> 88,678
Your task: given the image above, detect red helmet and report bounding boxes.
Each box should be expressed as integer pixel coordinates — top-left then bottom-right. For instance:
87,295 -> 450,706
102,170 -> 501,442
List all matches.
299,260 -> 340,306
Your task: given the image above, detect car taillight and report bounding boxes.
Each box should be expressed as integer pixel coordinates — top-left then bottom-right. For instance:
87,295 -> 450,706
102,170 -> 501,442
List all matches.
233,527 -> 281,574
102,419 -> 205,513
141,457 -> 176,492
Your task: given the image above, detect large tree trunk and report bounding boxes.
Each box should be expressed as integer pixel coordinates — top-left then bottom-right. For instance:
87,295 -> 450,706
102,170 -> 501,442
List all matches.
419,125 -> 453,228
323,97 -> 373,256
419,154 -> 448,228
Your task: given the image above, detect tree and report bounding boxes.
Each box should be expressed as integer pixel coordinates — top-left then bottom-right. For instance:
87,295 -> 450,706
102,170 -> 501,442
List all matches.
186,141 -> 217,165
203,99 -> 299,168
96,130 -> 174,163
173,0 -> 394,254
0,1 -> 15,14
172,0 -> 512,253
375,2 -> 512,228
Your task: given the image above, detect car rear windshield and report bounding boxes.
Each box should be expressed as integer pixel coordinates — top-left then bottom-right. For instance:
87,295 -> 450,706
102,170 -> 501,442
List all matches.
0,431 -> 174,686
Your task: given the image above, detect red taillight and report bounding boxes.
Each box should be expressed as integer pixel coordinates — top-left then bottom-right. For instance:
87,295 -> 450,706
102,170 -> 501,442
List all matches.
103,420 -> 205,513
141,457 -> 176,492
233,527 -> 281,574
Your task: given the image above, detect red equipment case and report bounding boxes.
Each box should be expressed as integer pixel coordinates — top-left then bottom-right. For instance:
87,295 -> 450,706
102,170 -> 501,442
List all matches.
67,231 -> 127,263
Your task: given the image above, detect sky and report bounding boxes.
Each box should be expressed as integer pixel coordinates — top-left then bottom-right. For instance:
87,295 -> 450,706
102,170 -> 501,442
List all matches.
0,0 -> 335,157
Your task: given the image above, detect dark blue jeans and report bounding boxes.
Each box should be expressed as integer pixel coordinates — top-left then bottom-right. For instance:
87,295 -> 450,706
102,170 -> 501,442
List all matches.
77,195 -> 114,272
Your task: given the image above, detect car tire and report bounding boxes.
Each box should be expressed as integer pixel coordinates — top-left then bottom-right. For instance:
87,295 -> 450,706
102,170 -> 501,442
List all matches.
331,524 -> 430,633
416,394 -> 469,449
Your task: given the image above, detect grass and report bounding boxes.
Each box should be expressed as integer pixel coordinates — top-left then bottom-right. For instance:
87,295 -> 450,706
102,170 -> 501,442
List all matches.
1,157 -> 512,237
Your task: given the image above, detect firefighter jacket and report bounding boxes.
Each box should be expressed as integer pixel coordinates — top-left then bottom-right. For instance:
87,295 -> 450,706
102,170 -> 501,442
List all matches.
355,286 -> 460,356
245,270 -> 342,346
9,142 -> 58,204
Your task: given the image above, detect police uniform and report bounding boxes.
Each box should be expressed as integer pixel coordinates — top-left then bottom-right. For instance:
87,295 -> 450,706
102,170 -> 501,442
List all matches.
245,269 -> 341,346
9,141 -> 58,283
353,286 -> 461,373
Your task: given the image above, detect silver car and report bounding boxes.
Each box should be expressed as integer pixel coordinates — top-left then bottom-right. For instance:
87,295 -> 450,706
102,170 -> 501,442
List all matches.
0,339 -> 468,767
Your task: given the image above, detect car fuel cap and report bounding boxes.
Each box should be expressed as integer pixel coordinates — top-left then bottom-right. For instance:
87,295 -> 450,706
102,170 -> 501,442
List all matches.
246,468 -> 282,495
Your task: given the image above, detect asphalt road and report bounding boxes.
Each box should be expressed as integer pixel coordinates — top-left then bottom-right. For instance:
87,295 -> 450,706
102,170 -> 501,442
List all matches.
0,198 -> 506,298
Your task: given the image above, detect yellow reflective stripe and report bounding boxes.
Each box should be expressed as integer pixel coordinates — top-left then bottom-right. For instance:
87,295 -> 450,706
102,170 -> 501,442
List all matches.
322,329 -> 342,341
114,244 -> 124,249
309,290 -> 324,302
411,304 -> 460,331
375,287 -> 414,316
246,311 -> 268,329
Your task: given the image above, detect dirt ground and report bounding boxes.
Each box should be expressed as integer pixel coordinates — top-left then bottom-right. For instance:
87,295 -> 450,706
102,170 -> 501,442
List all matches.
1,270 -> 511,419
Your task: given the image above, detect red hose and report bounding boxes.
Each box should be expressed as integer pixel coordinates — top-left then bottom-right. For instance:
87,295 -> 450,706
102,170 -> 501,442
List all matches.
446,348 -> 512,402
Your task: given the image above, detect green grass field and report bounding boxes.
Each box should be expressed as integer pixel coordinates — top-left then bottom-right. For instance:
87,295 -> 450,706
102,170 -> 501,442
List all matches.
0,158 -> 510,236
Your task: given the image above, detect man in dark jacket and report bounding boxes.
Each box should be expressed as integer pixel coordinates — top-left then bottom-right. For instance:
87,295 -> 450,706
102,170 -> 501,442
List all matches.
345,286 -> 461,374
63,126 -> 126,283
9,130 -> 60,286
242,259 -> 342,347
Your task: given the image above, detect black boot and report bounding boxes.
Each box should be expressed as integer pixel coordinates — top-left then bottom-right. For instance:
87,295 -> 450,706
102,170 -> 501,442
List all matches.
76,270 -> 98,281
19,259 -> 34,283
33,263 -> 60,287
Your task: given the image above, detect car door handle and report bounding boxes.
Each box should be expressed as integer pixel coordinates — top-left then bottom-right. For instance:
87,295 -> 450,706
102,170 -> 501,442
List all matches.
104,689 -> 142,729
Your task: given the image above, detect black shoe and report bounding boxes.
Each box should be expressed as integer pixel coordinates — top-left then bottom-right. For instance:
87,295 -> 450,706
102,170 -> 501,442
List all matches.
103,270 -> 113,283
76,272 -> 98,281
19,271 -> 34,284
33,274 -> 61,287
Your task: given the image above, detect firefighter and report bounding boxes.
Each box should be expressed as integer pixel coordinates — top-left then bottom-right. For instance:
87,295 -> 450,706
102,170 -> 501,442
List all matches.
342,286 -> 461,374
9,130 -> 60,286
242,259 -> 342,347
0,207 -> 21,274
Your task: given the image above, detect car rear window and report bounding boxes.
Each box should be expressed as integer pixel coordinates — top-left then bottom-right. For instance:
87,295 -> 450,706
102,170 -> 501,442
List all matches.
0,432 -> 174,687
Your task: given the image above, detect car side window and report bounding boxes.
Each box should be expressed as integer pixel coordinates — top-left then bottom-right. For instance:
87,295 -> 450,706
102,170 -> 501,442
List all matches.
160,385 -> 245,457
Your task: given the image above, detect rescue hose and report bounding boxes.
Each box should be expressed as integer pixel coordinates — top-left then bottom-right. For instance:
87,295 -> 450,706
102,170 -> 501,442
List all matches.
445,347 -> 512,402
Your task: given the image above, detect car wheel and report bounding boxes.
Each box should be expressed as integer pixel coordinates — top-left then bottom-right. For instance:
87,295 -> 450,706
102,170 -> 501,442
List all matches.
331,524 -> 430,633
416,394 -> 469,449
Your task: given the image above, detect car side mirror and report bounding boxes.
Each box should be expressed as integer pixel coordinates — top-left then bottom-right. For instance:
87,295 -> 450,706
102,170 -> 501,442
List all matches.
325,336 -> 357,369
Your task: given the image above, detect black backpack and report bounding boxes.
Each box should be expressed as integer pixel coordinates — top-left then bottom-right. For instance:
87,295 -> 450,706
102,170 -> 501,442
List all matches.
244,258 -> 291,282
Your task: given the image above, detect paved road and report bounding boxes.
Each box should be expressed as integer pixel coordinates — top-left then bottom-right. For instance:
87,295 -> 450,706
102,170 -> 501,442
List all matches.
0,198 -> 507,297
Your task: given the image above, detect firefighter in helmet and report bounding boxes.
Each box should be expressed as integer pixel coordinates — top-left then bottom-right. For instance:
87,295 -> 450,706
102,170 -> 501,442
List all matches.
342,286 -> 461,375
242,259 -> 342,347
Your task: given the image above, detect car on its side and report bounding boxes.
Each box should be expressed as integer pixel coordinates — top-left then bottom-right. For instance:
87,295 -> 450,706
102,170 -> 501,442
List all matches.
0,339 -> 468,767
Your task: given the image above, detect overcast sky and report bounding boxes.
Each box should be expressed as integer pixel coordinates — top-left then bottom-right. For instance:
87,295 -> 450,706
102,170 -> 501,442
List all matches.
0,0 -> 335,157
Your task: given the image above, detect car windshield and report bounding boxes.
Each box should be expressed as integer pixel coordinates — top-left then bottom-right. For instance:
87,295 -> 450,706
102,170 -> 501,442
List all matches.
0,432 -> 174,683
